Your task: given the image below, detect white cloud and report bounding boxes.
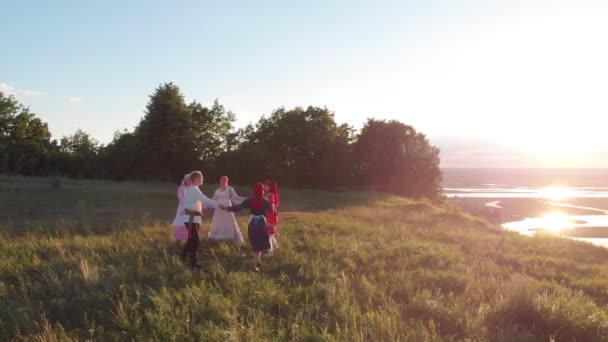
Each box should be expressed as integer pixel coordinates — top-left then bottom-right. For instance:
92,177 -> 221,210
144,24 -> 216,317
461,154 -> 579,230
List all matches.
0,82 -> 17,95
67,97 -> 82,103
0,82 -> 45,97
19,89 -> 46,97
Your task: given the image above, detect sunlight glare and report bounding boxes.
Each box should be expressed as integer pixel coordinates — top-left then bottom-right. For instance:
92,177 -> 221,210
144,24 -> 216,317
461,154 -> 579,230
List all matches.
541,212 -> 574,233
540,186 -> 572,200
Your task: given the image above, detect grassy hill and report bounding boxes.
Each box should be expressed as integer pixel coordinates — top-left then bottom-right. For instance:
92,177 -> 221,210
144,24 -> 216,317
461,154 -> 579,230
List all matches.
2,176 -> 608,341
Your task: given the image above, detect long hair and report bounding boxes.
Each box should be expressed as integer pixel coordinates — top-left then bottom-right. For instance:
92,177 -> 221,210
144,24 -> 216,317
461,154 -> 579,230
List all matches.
181,173 -> 192,187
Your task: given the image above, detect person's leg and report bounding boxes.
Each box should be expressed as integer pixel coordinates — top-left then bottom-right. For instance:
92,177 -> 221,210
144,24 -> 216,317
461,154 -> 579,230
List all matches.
180,223 -> 193,262
264,225 -> 274,256
271,235 -> 278,250
252,251 -> 262,271
273,226 -> 279,249
190,223 -> 200,269
265,235 -> 274,256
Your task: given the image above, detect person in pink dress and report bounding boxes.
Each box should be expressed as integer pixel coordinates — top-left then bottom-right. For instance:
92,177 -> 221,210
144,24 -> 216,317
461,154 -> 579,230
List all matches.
265,180 -> 280,254
171,174 -> 191,243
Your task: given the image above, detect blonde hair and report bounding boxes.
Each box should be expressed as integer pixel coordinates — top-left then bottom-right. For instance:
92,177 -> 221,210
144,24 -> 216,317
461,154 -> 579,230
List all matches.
181,174 -> 192,186
190,171 -> 203,182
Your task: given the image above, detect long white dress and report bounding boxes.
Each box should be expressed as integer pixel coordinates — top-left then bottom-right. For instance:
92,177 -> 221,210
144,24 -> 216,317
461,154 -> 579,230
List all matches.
208,186 -> 246,243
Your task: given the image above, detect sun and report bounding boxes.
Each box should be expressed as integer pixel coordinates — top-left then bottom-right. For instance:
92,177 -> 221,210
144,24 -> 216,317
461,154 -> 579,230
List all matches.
540,186 -> 572,200
541,212 -> 574,233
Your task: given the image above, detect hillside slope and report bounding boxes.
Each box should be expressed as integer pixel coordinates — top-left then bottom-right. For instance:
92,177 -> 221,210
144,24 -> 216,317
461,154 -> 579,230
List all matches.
1,176 -> 608,341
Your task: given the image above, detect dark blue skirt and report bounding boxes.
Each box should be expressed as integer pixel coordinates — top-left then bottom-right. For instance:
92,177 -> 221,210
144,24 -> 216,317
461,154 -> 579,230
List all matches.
248,216 -> 270,252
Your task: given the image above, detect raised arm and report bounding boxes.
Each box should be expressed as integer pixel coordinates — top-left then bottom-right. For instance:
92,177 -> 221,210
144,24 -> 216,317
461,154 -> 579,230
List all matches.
194,188 -> 220,209
229,187 -> 246,204
227,198 -> 251,212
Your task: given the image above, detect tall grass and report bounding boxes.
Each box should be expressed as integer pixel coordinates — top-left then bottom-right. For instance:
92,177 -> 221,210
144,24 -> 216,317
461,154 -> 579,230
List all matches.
1,175 -> 608,340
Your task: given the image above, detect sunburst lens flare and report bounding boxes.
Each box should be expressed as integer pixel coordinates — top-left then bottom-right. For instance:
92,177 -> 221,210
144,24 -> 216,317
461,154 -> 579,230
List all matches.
540,186 -> 572,200
541,212 -> 575,233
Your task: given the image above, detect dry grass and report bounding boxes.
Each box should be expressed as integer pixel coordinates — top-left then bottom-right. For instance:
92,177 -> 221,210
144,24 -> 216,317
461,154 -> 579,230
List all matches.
1,175 -> 608,341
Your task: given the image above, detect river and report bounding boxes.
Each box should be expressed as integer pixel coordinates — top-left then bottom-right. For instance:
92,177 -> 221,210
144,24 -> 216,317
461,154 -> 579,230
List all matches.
445,186 -> 608,248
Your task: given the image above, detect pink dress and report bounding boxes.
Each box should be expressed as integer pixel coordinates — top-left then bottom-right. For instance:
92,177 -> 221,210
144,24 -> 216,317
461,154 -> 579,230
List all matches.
171,185 -> 189,241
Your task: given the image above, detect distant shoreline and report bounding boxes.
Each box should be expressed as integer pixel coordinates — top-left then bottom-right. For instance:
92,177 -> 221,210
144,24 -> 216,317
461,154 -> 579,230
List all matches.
442,168 -> 608,188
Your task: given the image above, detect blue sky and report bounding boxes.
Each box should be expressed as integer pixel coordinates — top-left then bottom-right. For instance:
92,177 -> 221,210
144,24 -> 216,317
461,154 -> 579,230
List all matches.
3,1 -> 608,167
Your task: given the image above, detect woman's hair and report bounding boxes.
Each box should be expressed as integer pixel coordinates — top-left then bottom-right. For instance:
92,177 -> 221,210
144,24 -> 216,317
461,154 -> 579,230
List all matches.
181,174 -> 191,186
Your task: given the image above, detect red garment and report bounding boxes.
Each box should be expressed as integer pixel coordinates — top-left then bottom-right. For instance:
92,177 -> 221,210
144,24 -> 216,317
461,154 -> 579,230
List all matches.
265,190 -> 279,232
251,183 -> 265,210
270,188 -> 280,208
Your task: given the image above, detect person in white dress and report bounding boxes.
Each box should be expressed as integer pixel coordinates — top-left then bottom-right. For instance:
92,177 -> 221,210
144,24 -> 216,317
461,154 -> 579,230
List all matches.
208,176 -> 246,244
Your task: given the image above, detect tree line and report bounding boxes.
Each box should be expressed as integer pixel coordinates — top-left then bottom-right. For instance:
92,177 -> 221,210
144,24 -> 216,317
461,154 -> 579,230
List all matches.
0,83 -> 442,198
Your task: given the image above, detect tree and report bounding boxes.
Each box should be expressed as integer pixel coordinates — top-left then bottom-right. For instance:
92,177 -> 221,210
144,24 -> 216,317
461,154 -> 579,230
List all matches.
0,92 -> 54,175
240,106 -> 354,187
134,83 -> 196,181
189,99 -> 235,164
352,119 -> 442,198
97,85 -> 236,182
59,129 -> 99,156
102,130 -> 137,181
55,129 -> 101,178
2,85 -> 443,198
0,93 -> 20,143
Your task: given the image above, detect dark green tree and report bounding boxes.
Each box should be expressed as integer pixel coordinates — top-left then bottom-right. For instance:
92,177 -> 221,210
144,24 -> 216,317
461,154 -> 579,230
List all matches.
352,119 -> 442,198
97,86 -> 236,182
59,129 -> 99,156
2,86 -> 443,198
102,130 -> 138,181
0,92 -> 54,175
189,99 -> 235,164
55,129 -> 101,178
240,106 -> 353,187
134,83 -> 196,181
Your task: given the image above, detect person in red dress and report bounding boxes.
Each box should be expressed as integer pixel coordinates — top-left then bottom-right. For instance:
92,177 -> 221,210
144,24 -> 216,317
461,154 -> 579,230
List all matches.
226,183 -> 274,271
264,180 -> 280,254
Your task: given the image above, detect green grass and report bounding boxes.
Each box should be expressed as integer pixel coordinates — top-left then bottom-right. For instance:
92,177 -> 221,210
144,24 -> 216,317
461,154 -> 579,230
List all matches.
2,175 -> 608,341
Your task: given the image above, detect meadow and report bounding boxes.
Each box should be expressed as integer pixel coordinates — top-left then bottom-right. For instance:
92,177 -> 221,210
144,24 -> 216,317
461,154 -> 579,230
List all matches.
2,176 -> 608,341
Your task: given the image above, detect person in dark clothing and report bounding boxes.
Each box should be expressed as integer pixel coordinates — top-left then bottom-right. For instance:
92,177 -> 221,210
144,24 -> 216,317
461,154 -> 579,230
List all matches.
227,182 -> 274,271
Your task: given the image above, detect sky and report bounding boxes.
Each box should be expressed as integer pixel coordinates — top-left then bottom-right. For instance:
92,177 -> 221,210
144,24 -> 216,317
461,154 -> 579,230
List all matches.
2,0 -> 608,168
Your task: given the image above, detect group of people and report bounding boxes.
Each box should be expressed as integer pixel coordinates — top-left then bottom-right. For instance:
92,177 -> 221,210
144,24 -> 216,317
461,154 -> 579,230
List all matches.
171,171 -> 280,272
